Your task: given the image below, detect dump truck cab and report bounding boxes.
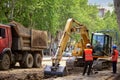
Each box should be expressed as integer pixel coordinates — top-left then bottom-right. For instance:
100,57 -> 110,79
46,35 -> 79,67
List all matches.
0,24 -> 12,70
0,24 -> 12,54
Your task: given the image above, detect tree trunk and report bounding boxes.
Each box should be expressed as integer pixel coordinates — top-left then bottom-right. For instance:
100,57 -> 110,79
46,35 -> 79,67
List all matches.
114,0 -> 120,30
10,0 -> 15,20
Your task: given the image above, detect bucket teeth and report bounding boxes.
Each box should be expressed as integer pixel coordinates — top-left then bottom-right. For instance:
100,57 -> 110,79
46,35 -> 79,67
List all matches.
44,65 -> 66,77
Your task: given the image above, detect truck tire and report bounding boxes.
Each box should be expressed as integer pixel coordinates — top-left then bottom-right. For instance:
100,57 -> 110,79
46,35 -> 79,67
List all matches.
0,54 -> 10,70
33,54 -> 42,68
20,53 -> 33,68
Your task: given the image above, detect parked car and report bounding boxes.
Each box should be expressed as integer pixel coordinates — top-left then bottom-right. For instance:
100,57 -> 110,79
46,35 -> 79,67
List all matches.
63,51 -> 72,57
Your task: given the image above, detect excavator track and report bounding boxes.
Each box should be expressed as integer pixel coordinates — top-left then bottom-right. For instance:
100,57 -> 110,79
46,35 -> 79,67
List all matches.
66,57 -> 111,74
92,59 -> 111,71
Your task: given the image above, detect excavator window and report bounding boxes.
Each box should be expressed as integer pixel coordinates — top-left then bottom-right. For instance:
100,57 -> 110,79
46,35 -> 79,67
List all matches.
92,34 -> 104,52
91,33 -> 112,57
104,35 -> 112,54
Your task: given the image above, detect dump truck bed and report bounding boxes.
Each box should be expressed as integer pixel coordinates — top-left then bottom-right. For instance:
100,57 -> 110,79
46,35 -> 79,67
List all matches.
9,21 -> 47,51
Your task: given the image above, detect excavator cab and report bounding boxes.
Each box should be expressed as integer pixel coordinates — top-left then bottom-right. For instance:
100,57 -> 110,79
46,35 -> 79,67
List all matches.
91,32 -> 112,58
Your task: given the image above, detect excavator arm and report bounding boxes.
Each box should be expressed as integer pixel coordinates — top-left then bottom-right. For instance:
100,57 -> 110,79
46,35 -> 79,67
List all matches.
52,18 -> 90,66
52,18 -> 74,67
44,18 -> 91,76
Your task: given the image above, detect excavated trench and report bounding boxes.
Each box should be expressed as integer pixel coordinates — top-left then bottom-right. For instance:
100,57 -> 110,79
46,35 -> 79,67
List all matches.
0,58 -> 120,80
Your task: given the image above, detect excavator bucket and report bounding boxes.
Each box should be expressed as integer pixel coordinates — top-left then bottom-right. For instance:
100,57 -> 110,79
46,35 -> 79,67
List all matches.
44,65 -> 67,77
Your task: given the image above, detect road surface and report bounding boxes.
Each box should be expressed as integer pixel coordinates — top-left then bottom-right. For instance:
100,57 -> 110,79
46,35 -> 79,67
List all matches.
43,56 -> 120,80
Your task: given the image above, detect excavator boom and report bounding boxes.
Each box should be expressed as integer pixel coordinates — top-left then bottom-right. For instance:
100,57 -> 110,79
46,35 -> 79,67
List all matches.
44,18 -> 90,76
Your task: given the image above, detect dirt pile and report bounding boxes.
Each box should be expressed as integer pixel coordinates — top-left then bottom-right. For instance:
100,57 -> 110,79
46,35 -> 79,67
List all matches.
0,68 -> 44,80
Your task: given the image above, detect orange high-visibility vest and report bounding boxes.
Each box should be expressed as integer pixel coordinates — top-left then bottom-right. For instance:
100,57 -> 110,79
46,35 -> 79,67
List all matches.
112,49 -> 119,61
84,49 -> 93,61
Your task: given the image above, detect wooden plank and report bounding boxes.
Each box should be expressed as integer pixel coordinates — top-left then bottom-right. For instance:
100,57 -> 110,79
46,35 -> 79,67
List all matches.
23,40 -> 30,44
32,46 -> 47,49
31,29 -> 47,49
22,47 -> 31,50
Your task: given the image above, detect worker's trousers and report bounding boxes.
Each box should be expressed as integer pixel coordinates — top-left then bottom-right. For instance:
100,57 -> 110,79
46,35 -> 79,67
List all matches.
112,61 -> 117,73
83,61 -> 93,75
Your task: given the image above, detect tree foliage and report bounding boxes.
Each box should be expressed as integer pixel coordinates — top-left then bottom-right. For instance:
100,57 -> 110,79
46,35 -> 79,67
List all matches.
0,0 -> 118,38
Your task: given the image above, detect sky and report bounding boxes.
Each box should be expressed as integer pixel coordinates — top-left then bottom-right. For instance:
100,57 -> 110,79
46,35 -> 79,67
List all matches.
88,0 -> 113,7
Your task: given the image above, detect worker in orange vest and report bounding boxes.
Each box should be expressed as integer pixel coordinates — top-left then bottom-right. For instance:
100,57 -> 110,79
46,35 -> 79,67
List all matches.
111,45 -> 119,74
83,43 -> 93,76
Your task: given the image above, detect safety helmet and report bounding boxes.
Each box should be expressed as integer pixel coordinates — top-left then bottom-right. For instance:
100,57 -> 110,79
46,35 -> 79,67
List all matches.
112,45 -> 117,49
86,43 -> 91,47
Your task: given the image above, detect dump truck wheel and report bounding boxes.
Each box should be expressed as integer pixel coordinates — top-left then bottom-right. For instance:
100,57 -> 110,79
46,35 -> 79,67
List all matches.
25,53 -> 33,68
0,53 -> 10,70
21,53 -> 33,68
33,54 -> 42,68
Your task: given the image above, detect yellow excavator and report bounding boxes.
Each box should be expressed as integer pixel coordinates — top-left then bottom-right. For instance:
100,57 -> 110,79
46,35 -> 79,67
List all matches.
44,18 -> 112,76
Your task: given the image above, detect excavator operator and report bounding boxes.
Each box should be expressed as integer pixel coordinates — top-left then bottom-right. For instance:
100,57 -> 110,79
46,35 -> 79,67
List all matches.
83,43 -> 93,76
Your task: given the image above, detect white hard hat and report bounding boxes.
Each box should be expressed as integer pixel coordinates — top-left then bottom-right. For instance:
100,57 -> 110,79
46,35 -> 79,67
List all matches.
86,43 -> 91,47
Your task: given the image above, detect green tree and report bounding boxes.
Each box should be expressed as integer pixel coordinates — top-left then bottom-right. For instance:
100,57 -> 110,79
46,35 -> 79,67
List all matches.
0,0 -> 118,39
